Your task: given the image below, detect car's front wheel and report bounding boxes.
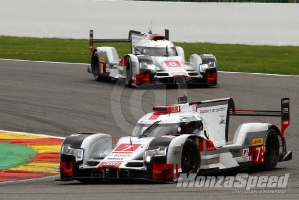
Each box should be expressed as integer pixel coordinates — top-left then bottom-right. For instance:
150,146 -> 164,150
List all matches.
126,57 -> 133,87
181,139 -> 201,174
92,53 -> 101,81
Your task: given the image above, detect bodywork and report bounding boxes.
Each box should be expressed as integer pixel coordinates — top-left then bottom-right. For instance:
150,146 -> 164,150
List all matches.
87,29 -> 217,87
58,97 -> 292,182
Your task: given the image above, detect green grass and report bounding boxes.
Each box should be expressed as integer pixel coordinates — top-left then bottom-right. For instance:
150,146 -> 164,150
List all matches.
0,36 -> 298,75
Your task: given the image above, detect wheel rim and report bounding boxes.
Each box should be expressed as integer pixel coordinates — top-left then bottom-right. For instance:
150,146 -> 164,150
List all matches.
181,145 -> 197,173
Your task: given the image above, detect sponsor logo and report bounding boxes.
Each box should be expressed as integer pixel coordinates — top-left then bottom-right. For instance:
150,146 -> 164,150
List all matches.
252,138 -> 263,146
173,151 -> 180,156
206,147 -> 217,151
98,161 -> 123,168
200,109 -> 210,114
107,157 -> 124,160
206,157 -> 219,164
282,99 -> 289,104
110,153 -> 131,157
171,105 -> 180,113
283,108 -> 289,114
219,118 -> 225,124
229,149 -> 240,154
176,173 -> 290,191
200,107 -> 227,114
99,57 -> 105,62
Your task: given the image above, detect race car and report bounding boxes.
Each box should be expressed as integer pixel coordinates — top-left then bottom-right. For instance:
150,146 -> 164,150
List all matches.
58,97 -> 292,183
87,29 -> 217,87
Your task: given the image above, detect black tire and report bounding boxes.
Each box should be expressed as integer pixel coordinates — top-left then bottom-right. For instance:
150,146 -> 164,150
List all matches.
262,128 -> 280,170
181,139 -> 201,174
126,57 -> 133,87
92,53 -> 100,81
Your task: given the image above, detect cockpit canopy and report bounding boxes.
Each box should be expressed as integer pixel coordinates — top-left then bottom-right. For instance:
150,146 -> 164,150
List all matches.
132,120 -> 203,138
134,46 -> 178,57
133,38 -> 177,57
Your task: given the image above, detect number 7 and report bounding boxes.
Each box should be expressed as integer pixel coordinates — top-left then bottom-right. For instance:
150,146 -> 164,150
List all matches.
256,146 -> 261,161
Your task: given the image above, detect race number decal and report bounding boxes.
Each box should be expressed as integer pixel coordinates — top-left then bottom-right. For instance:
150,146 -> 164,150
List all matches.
250,146 -> 264,164
112,144 -> 142,153
164,60 -> 181,67
163,60 -> 188,77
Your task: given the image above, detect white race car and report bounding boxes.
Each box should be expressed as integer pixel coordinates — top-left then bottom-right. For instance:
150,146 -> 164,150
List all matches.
58,97 -> 292,183
87,29 -> 217,87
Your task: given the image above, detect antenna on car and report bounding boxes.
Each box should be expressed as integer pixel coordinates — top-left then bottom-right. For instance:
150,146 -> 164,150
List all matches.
149,20 -> 153,34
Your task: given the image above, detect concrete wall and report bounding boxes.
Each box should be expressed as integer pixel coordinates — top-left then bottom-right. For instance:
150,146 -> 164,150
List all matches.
0,0 -> 298,46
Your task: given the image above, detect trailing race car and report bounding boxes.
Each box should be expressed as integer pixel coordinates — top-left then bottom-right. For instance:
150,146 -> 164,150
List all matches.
58,97 -> 292,183
87,29 -> 217,87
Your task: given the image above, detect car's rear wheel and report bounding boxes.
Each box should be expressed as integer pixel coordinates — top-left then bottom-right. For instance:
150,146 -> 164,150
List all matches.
181,139 -> 200,174
92,53 -> 100,81
262,128 -> 279,170
248,128 -> 280,171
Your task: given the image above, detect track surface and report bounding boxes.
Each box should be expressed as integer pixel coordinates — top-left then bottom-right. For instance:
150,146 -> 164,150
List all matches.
0,59 -> 298,199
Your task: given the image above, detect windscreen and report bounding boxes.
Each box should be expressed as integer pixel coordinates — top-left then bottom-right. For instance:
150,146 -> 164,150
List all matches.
132,123 -> 180,137
135,46 -> 178,57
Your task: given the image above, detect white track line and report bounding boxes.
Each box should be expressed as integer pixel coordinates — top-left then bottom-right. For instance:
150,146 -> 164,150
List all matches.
1,58 -> 298,77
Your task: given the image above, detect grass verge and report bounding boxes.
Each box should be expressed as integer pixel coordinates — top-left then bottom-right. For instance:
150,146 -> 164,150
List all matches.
0,36 -> 298,75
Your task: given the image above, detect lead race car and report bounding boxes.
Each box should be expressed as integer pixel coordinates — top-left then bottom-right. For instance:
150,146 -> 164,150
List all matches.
58,97 -> 292,183
87,29 -> 217,87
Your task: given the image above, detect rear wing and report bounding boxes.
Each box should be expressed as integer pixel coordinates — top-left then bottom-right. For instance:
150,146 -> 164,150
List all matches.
89,29 -> 136,53
230,98 -> 290,138
189,97 -> 290,142
89,29 -> 170,54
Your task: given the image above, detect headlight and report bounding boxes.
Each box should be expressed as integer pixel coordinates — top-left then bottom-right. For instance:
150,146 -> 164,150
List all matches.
144,147 -> 167,163
140,63 -> 157,73
199,62 -> 217,72
61,145 -> 84,162
200,64 -> 209,72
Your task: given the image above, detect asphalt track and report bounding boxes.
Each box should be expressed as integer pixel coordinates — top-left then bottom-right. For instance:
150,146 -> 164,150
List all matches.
0,59 -> 298,199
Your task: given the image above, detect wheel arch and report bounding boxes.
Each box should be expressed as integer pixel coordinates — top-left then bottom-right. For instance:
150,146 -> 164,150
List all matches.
167,135 -> 201,173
